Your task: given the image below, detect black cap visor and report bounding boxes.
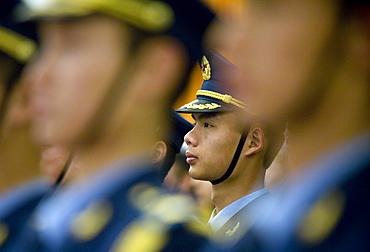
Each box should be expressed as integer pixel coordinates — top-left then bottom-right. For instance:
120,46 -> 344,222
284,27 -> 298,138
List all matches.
176,99 -> 234,113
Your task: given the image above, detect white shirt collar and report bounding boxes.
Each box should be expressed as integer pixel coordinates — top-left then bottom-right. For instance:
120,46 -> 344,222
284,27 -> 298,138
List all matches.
208,188 -> 268,233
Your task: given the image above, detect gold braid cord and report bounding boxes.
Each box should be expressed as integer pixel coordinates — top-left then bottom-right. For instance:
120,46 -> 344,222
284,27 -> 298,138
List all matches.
196,90 -> 246,110
0,26 -> 37,63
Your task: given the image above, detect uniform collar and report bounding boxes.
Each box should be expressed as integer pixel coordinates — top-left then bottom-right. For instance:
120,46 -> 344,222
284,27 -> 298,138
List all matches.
208,188 -> 268,233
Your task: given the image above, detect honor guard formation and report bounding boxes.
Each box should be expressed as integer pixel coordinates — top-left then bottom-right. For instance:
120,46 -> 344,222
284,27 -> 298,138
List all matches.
0,0 -> 369,252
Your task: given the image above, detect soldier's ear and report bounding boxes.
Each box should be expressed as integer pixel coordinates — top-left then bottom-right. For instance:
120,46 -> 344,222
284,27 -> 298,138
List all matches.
245,127 -> 264,156
152,141 -> 167,164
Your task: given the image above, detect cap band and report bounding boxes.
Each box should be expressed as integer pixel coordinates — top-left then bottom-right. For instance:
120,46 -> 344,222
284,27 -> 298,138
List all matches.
196,90 -> 247,110
0,25 -> 37,63
21,0 -> 174,32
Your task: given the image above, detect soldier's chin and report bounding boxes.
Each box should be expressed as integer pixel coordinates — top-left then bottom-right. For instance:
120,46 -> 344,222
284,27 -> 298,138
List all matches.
30,120 -> 63,147
188,167 -> 210,181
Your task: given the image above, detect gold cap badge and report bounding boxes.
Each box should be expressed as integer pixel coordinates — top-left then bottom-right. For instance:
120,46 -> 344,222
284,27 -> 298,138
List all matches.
201,55 -> 211,80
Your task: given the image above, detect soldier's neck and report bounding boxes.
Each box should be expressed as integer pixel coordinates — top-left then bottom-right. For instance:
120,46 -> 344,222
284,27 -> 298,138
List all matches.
285,76 -> 370,182
211,177 -> 264,214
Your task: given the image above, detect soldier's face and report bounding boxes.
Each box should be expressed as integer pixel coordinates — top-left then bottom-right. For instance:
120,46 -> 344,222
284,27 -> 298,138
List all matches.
25,15 -> 131,146
211,0 -> 340,125
184,112 -> 243,181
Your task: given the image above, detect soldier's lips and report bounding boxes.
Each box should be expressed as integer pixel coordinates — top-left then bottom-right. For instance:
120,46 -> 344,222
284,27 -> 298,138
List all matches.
186,152 -> 198,164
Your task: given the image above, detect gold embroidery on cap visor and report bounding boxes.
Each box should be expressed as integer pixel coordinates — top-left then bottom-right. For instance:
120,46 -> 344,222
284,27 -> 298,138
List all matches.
196,90 -> 247,110
21,0 -> 174,32
0,26 -> 37,63
182,102 -> 221,110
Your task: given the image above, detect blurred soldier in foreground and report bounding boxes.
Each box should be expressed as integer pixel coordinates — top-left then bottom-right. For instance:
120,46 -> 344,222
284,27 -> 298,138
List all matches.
0,0 -> 41,193
15,0 -> 214,251
153,110 -> 194,182
177,51 -> 284,245
163,148 -> 214,225
205,0 -> 370,251
0,0 -> 51,250
40,111 -> 192,185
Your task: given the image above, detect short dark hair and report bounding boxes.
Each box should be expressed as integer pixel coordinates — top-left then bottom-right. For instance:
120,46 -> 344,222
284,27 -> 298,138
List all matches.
233,110 -> 286,170
157,141 -> 177,182
262,123 -> 286,169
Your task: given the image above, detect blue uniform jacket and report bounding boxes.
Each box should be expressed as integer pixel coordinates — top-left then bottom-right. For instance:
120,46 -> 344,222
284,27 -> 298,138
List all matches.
206,132 -> 370,252
10,156 -> 209,251
0,179 -> 52,251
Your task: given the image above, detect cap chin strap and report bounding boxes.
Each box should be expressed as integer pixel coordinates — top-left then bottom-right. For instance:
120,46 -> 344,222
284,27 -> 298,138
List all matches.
211,129 -> 249,185
54,152 -> 74,186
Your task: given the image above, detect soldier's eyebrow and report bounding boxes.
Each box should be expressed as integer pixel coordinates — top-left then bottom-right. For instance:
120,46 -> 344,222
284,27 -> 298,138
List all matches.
191,113 -> 220,121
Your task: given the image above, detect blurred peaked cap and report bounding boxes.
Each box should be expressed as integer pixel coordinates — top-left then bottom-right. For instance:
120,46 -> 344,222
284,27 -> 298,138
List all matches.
176,51 -> 248,114
0,0 -> 37,63
161,0 -> 215,66
18,0 -> 175,32
344,0 -> 370,5
169,110 -> 193,154
18,0 -> 215,65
